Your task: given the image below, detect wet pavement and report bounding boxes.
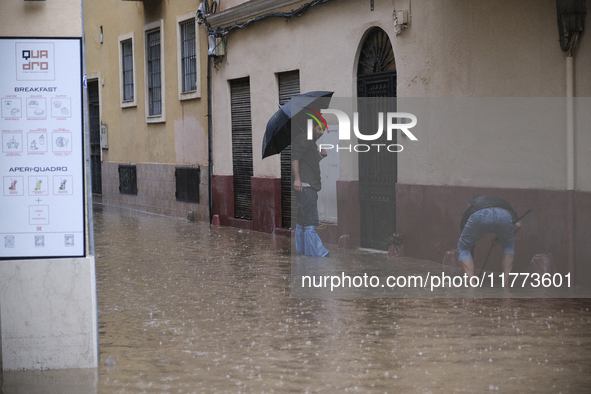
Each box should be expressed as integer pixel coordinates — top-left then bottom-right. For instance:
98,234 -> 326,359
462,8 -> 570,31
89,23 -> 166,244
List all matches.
2,204 -> 591,393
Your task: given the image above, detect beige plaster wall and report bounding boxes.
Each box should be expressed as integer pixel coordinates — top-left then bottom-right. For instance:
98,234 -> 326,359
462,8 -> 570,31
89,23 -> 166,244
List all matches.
83,0 -> 209,167
395,0 -> 590,190
0,0 -> 82,37
398,97 -> 569,190
211,0 -> 392,180
210,0 -> 590,191
575,98 -> 591,192
395,0 -> 569,97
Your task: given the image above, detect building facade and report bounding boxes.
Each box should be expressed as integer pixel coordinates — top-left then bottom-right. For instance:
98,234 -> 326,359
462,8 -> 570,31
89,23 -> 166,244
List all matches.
83,0 -> 210,220
82,0 -> 590,285
204,0 -> 590,283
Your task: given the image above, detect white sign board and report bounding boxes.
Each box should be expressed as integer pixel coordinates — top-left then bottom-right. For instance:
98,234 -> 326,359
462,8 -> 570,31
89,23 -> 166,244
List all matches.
0,38 -> 85,258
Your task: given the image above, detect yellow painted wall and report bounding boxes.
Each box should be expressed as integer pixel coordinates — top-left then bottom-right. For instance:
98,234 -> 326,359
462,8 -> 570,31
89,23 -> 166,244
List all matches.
0,0 -> 82,37
83,0 -> 209,166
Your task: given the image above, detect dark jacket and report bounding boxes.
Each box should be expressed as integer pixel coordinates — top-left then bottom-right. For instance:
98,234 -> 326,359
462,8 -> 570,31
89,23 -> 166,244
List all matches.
291,133 -> 321,191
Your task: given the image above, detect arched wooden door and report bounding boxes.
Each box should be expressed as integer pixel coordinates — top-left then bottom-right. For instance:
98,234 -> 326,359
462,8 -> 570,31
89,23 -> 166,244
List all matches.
357,28 -> 397,250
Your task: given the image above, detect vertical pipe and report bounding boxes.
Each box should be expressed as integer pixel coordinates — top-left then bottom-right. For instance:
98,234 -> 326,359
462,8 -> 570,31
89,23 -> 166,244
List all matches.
566,55 -> 575,277
566,56 -> 574,191
207,54 -> 213,224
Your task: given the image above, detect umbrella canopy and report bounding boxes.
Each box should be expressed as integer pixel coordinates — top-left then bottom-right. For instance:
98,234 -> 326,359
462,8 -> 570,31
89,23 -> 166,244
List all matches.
262,91 -> 334,159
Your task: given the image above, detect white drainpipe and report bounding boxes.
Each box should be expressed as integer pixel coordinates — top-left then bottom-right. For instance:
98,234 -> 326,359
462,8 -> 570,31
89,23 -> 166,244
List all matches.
566,55 -> 575,276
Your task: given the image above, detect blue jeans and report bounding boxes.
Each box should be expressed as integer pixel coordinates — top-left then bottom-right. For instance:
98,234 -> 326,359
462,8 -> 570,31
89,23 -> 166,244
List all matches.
458,208 -> 514,262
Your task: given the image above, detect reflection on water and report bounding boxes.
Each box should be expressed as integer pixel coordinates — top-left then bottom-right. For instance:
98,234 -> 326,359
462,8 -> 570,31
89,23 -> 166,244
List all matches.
3,204 -> 591,393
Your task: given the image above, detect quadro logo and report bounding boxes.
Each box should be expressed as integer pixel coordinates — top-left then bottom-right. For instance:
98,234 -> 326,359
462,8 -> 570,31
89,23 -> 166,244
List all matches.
15,42 -> 55,81
307,108 -> 418,153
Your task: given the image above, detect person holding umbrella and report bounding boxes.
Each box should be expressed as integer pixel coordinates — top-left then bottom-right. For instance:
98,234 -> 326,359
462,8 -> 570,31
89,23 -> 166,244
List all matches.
292,122 -> 330,257
458,195 -> 522,285
262,91 -> 334,257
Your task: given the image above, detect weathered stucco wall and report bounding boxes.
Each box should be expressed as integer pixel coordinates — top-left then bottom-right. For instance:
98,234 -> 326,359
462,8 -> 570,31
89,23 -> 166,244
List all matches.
0,0 -> 82,37
397,97 -> 573,190
83,0 -> 210,219
210,0 -> 590,191
576,98 -> 591,192
83,0 -> 209,166
395,0 -> 590,192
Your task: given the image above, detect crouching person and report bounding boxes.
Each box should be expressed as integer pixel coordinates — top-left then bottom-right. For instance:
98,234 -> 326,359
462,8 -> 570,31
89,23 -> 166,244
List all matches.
458,195 -> 521,285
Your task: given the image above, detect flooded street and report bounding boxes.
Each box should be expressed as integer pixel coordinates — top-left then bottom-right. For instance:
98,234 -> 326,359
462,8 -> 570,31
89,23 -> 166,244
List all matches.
3,204 -> 591,393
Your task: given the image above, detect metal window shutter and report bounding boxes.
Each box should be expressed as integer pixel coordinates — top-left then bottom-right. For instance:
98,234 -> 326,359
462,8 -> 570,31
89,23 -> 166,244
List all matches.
278,71 -> 300,229
230,77 -> 253,220
278,71 -> 300,106
175,167 -> 200,203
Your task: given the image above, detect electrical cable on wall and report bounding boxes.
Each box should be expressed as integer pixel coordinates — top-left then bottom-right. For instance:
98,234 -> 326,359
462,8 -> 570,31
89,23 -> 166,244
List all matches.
198,0 -> 332,37
556,0 -> 586,56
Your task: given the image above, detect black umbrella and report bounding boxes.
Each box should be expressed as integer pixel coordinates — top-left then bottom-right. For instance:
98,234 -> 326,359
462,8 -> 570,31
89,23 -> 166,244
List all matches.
262,91 -> 334,159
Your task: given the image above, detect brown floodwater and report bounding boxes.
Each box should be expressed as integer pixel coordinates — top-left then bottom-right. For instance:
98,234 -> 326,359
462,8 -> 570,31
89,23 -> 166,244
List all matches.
2,204 -> 590,393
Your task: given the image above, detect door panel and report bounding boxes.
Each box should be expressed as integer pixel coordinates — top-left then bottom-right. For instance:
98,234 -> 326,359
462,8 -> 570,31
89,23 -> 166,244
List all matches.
357,73 -> 397,250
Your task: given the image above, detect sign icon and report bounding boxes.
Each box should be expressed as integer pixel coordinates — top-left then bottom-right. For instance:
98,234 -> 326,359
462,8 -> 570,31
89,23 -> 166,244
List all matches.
28,176 -> 48,196
3,133 -> 23,154
34,235 -> 45,248
27,131 -> 48,154
4,176 -> 24,196
6,136 -> 19,150
26,98 -> 47,119
53,175 -> 73,195
51,97 -> 71,118
56,136 -> 69,148
1,99 -> 22,118
4,235 -> 15,248
52,131 -> 72,154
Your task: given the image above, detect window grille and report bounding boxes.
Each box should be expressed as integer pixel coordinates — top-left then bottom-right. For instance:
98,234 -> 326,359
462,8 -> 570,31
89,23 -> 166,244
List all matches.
147,30 -> 161,116
180,20 -> 197,93
122,40 -> 134,101
118,165 -> 137,195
